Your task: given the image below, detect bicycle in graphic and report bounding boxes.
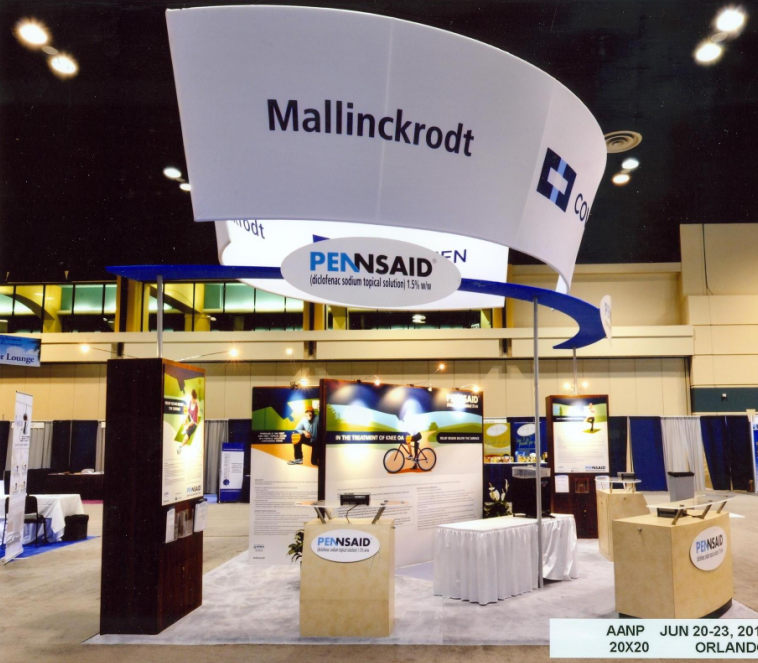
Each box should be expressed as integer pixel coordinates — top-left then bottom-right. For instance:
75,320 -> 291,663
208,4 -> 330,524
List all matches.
383,434 -> 437,473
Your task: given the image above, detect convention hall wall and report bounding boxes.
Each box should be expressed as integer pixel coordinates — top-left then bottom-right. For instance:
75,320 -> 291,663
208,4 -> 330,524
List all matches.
0,357 -> 689,421
4,223 -> 758,419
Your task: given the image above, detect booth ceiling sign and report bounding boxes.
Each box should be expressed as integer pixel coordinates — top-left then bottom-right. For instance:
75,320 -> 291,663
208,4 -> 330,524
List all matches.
311,529 -> 381,563
166,5 -> 607,307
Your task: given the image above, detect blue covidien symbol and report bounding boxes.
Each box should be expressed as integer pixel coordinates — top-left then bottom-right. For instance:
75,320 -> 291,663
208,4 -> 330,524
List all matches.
536,148 -> 577,212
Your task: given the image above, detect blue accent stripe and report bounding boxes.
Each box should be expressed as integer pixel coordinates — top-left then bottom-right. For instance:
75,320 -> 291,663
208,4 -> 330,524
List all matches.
106,264 -> 607,350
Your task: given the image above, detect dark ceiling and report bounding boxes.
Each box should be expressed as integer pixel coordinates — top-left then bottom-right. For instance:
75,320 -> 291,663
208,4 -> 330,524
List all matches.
1,0 -> 756,281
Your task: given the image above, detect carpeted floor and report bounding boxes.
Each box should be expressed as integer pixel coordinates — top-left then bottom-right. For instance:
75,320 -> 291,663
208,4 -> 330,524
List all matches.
89,538 -> 758,647
1,536 -> 97,560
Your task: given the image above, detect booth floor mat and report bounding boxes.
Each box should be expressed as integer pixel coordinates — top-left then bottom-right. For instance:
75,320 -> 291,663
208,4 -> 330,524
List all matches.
1,536 -> 97,560
87,540 -> 758,646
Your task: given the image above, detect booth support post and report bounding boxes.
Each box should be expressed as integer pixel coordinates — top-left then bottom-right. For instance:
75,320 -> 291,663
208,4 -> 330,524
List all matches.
533,297 -> 543,589
157,274 -> 164,358
572,347 -> 578,395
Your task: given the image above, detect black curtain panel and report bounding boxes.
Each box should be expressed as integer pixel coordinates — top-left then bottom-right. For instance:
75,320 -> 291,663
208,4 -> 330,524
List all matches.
0,420 -> 10,473
229,419 -> 252,503
608,416 -> 628,477
69,421 -> 99,472
50,420 -> 73,473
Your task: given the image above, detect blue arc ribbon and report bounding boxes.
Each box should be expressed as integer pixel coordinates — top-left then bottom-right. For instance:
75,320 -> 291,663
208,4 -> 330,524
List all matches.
106,265 -> 606,350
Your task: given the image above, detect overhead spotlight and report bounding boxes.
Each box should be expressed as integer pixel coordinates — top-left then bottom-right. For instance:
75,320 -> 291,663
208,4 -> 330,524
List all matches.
612,173 -> 631,186
694,41 -> 723,64
15,19 -> 49,48
80,344 -> 90,354
582,381 -> 589,389
428,386 -> 433,392
412,314 -> 426,324
179,183 -> 191,192
374,378 -> 381,386
563,382 -> 572,391
621,157 -> 639,170
299,377 -> 308,386
229,347 -> 239,358
48,53 -> 78,78
472,385 -> 480,394
285,347 -> 293,356
438,363 -> 446,371
163,166 -> 182,180
715,7 -> 746,33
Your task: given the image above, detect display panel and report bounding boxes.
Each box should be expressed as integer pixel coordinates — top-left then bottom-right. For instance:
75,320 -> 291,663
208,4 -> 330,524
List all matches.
550,396 -> 609,474
249,387 -> 320,565
321,379 -> 483,566
161,363 -> 205,505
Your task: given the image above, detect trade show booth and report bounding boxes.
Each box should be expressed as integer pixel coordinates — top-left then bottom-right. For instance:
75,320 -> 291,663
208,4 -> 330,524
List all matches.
84,3 -> 750,648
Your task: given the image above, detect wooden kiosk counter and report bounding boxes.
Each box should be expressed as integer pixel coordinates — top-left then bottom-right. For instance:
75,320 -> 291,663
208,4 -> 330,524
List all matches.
612,500 -> 733,619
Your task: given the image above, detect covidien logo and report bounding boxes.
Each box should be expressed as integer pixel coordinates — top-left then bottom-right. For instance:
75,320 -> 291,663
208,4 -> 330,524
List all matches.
536,148 -> 577,213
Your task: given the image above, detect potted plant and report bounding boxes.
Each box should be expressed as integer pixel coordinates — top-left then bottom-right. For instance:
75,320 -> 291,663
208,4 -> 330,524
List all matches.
288,529 -> 304,563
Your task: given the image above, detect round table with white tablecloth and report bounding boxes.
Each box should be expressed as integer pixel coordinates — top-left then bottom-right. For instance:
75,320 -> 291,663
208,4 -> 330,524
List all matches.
2,494 -> 85,544
433,513 -> 579,605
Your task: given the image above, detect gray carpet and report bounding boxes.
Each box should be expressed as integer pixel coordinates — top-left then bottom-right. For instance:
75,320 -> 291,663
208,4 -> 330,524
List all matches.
88,538 -> 758,647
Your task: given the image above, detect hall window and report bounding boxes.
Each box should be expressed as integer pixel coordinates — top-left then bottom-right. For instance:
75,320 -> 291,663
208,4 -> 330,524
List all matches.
144,282 -> 303,331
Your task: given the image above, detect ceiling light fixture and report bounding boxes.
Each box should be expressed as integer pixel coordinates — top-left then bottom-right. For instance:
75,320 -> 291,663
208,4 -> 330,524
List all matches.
285,347 -> 293,356
179,183 -> 191,192
229,347 -> 239,358
374,378 -> 381,386
438,363 -> 446,371
80,344 -> 90,354
715,7 -> 746,33
694,41 -> 723,64
621,157 -> 639,170
604,130 -> 643,153
163,166 -> 182,180
48,53 -> 78,78
15,19 -> 49,47
299,377 -> 308,386
612,173 -> 631,186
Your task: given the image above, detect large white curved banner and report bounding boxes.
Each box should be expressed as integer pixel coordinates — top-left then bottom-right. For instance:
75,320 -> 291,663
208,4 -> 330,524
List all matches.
216,220 -> 508,310
167,6 -> 606,287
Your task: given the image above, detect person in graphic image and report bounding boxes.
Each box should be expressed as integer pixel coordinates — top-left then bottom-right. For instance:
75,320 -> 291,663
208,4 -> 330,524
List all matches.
585,402 -> 596,433
22,413 -> 28,435
402,419 -> 423,467
289,406 -> 320,466
177,389 -> 200,455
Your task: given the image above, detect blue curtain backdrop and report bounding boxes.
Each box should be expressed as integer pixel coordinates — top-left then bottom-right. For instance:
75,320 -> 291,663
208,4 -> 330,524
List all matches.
69,421 -> 99,472
629,417 -> 668,491
608,416 -> 628,477
700,416 -> 753,491
725,415 -> 753,491
700,416 -> 731,490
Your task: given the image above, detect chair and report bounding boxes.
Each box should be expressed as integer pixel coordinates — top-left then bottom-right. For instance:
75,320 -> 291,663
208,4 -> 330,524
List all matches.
1,496 -> 48,547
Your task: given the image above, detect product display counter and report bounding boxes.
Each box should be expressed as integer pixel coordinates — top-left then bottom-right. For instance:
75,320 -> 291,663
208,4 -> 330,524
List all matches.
596,483 -> 648,561
612,505 -> 733,619
300,517 -> 395,638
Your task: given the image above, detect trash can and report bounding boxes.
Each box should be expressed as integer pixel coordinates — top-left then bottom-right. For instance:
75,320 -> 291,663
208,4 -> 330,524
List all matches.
667,471 -> 695,502
62,514 -> 89,541
511,465 -> 551,518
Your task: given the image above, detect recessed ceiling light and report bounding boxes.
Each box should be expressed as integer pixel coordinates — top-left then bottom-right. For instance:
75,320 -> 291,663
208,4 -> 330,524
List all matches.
694,41 -> 723,64
15,19 -> 49,47
612,173 -> 631,186
621,157 -> 639,170
163,166 -> 182,180
715,7 -> 746,33
48,53 -> 78,78
179,183 -> 191,192
604,131 -> 643,153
